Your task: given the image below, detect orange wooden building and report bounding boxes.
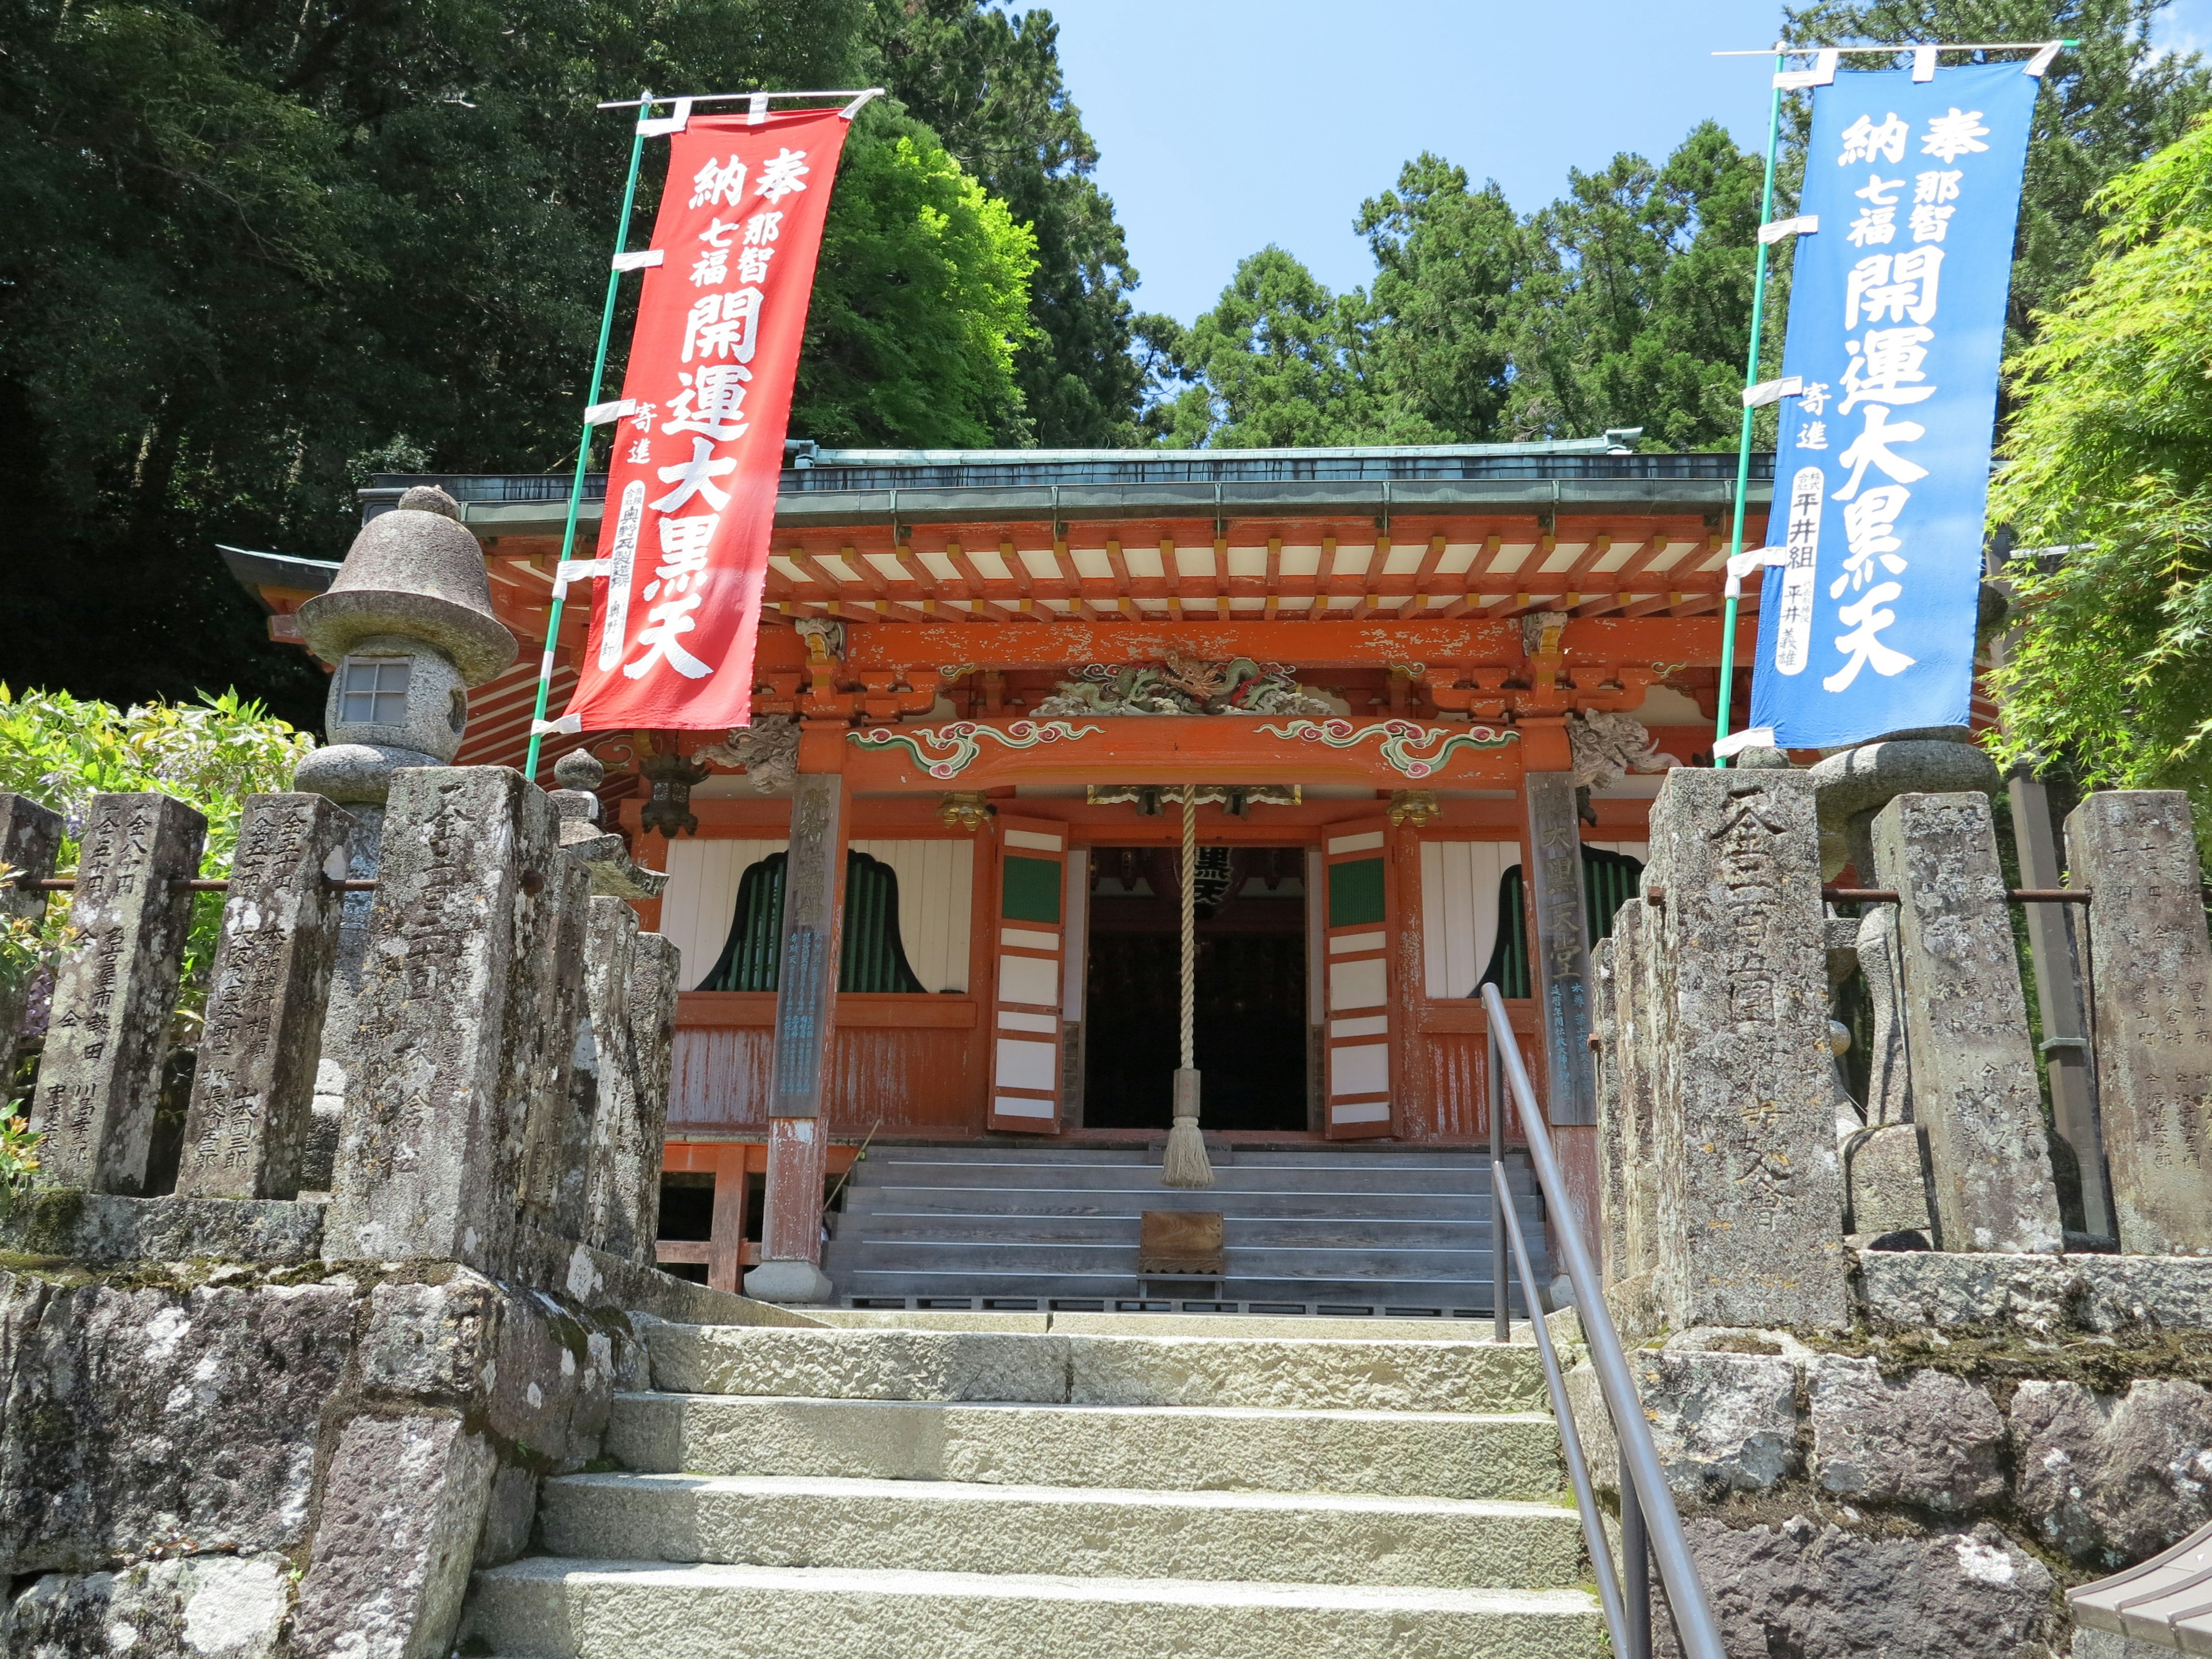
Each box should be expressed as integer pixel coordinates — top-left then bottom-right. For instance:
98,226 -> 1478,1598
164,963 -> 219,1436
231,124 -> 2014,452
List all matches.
230,433 -> 1772,1302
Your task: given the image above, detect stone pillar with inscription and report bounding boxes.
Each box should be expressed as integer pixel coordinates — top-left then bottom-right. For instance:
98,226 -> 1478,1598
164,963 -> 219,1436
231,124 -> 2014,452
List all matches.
747,726 -> 850,1304
2065,790 -> 2212,1256
572,895 -> 674,1263
31,794 -> 206,1194
1643,768 -> 1846,1330
1524,756 -> 1601,1261
1596,902 -> 1663,1290
324,767 -> 561,1271
1870,791 -> 2064,1253
513,826 -> 591,1243
0,793 -> 64,1088
174,793 -> 352,1198
609,931 -> 680,1266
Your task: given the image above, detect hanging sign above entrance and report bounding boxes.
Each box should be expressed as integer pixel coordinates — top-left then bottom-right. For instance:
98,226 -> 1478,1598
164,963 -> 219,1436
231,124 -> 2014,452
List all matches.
1744,61 -> 2039,749
563,107 -> 853,734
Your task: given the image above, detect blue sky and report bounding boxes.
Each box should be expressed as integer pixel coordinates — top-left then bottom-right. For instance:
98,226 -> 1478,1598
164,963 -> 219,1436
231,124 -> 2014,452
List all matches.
1044,0 -> 2212,324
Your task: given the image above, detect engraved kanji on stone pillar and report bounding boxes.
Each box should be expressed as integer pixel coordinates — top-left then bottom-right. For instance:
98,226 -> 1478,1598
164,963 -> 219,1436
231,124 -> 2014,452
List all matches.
514,841 -> 590,1241
1645,768 -> 1846,1329
0,793 -> 65,1089
1524,770 -> 1596,1125
1871,791 -> 2064,1253
324,767 -> 559,1270
175,793 -> 353,1198
749,762 -> 849,1304
32,793 -> 206,1194
585,923 -> 677,1266
2065,790 -> 2212,1256
1596,903 -> 1664,1290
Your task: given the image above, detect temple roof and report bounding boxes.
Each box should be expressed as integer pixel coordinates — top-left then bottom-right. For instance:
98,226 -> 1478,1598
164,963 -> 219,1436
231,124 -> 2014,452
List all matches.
354,438 -> 1775,540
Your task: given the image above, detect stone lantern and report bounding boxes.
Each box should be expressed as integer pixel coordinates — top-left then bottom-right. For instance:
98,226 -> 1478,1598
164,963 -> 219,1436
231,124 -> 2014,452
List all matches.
291,483 -> 517,1179
294,483 -> 517,806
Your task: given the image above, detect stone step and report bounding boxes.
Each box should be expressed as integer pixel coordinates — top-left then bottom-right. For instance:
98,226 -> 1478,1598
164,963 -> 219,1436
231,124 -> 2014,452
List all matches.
844,1162 -> 1523,1196
816,1264 -> 1524,1311
643,1324 -> 1548,1412
854,1146 -> 1511,1170
836,1217 -> 1514,1249
605,1393 -> 1566,1501
820,1241 -> 1498,1278
838,1187 -> 1516,1221
536,1472 -> 1586,1590
463,1560 -> 1607,1659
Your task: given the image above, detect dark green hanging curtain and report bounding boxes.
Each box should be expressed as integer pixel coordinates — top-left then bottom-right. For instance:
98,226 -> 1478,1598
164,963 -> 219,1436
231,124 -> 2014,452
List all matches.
695,851 -> 925,994
1475,846 -> 1645,998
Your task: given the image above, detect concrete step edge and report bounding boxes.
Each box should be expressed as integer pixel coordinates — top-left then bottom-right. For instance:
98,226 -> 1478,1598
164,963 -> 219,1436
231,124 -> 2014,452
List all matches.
470,1557 -> 1603,1615
613,1389 -> 1559,1425
543,1469 -> 1576,1520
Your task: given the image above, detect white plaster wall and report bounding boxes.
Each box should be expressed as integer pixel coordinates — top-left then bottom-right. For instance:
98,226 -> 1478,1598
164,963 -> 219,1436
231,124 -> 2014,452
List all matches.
662,838 -> 787,990
1421,840 -> 1518,999
658,836 -> 972,993
851,838 -> 974,994
1419,838 -> 1649,997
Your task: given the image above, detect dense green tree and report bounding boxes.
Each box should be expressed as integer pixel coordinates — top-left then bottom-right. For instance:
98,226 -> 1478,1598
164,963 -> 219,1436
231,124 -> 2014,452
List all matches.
1156,125 -> 1763,451
793,118 -> 1037,446
1503,121 -> 1766,448
867,0 -> 1143,445
1140,249 -> 1438,450
1354,156 -> 1525,443
1987,115 -> 2212,842
0,0 -> 1040,726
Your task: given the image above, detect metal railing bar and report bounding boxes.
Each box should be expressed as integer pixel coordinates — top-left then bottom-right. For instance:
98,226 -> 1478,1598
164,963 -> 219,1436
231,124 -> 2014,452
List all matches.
1493,1159 -> 1629,1650
1488,1031 -> 1510,1340
1482,982 -> 1726,1659
1622,1450 -> 1656,1659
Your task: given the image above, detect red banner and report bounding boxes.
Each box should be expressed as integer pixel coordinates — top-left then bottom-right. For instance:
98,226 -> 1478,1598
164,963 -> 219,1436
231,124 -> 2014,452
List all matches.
564,108 -> 850,733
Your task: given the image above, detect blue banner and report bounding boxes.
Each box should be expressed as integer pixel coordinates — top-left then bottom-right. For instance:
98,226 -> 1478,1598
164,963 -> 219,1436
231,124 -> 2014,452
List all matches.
1746,61 -> 2037,749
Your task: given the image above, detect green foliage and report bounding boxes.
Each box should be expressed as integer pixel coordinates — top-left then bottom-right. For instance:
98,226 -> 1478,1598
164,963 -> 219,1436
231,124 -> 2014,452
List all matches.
0,1109 -> 41,1207
1506,121 -> 1767,448
0,0 -> 1111,721
797,115 -> 1039,447
1356,156 -> 1525,444
0,686 -> 316,1007
868,0 -> 1145,446
1154,125 -> 1767,450
1988,116 -> 2212,843
1142,249 -> 1438,449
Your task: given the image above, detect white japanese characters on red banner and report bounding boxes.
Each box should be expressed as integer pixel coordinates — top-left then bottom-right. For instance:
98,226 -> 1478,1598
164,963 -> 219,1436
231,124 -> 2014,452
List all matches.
564,109 -> 851,732
1748,62 -> 2038,749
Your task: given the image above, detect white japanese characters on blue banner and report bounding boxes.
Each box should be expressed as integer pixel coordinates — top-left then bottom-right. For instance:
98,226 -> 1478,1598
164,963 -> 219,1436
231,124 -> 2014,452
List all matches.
1748,61 -> 2037,749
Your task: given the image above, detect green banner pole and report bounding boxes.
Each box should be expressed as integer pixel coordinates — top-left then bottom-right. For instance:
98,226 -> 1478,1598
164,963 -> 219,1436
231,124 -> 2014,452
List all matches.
523,94 -> 654,782
1713,46 -> 1788,769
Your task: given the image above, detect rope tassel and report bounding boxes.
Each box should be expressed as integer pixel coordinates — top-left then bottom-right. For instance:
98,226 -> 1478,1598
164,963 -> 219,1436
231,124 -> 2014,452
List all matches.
1161,784 -> 1215,1190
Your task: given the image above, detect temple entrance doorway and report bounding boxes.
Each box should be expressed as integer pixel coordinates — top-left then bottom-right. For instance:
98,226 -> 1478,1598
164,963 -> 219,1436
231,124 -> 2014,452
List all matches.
1081,844 -> 1309,1132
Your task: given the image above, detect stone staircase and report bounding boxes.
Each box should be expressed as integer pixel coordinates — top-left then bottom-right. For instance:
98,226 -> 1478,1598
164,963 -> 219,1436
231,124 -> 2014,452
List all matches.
819,1145 -> 1544,1315
460,1313 -> 1605,1658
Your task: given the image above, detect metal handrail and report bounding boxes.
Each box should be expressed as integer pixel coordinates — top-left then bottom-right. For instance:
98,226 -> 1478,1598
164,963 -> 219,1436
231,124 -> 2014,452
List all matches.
1493,1157 -> 1628,1646
1482,982 -> 1726,1659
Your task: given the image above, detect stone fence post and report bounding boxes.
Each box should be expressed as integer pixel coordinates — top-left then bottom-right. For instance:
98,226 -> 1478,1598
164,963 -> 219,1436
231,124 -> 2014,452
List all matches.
32,793 -> 206,1194
1871,791 -> 2063,1253
324,767 -> 574,1271
1639,768 -> 1846,1330
2065,790 -> 2212,1256
175,794 -> 351,1199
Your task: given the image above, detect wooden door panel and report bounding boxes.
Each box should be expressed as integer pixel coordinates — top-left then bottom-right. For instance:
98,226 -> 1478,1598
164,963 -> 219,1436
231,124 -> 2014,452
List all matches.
988,815 -> 1068,1132
1323,820 -> 1396,1139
